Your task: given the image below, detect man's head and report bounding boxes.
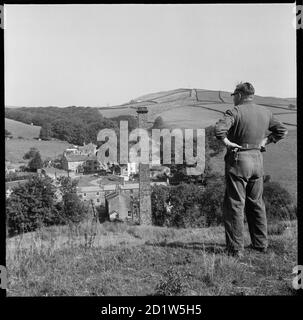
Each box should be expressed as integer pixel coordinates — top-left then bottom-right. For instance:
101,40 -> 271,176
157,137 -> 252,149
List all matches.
231,82 -> 255,106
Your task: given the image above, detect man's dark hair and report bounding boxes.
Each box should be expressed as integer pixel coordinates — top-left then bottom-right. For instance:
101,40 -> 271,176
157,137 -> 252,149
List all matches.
234,82 -> 255,97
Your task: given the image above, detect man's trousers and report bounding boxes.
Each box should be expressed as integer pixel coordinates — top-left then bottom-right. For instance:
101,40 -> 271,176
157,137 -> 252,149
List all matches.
223,149 -> 268,252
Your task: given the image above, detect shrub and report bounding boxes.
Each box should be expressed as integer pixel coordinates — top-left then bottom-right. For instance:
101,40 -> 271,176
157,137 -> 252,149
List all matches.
6,176 -> 61,235
151,183 -> 206,228
199,178 -> 225,226
151,177 -> 295,228
28,152 -> 43,171
151,185 -> 170,226
152,116 -> 165,129
96,203 -> 109,223
205,125 -> 225,157
61,192 -> 88,224
57,176 -> 89,224
263,181 -> 296,222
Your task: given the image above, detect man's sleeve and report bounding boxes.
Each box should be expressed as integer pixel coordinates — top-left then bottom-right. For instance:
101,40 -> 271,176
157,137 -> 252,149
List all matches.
267,113 -> 288,143
214,108 -> 238,140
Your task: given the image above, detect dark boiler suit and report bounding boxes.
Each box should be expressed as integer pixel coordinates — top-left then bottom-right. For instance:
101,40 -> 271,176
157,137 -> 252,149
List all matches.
214,101 -> 287,252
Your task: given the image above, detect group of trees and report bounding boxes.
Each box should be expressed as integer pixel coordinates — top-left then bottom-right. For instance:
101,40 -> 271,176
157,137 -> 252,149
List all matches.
6,176 -> 88,236
5,106 -> 137,146
151,177 -> 296,229
23,147 -> 43,171
151,175 -> 225,228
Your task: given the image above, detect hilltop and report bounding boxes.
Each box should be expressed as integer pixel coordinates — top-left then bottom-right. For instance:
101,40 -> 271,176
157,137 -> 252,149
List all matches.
99,88 -> 297,129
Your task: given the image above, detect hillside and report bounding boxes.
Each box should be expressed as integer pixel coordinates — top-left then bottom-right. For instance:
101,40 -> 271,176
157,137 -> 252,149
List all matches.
100,88 -> 295,199
5,118 -> 41,139
6,220 -> 297,296
5,138 -> 71,163
99,88 -> 297,129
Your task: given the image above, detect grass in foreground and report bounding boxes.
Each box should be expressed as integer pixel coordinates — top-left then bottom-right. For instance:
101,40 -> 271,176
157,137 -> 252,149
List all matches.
6,220 -> 297,296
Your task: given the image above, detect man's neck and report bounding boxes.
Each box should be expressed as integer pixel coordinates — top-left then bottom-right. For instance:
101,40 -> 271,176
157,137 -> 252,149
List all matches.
240,98 -> 253,105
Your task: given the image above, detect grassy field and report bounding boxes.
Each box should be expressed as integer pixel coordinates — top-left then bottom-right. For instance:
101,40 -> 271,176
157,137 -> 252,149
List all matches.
158,106 -> 220,128
6,219 -> 297,296
5,118 -> 41,139
5,138 -> 71,162
262,129 -> 297,199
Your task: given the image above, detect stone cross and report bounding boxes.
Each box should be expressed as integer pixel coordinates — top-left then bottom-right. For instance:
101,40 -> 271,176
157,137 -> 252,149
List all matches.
136,106 -> 152,225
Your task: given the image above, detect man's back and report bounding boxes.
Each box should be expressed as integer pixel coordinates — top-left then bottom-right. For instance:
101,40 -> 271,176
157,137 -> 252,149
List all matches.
215,101 -> 287,147
228,102 -> 271,145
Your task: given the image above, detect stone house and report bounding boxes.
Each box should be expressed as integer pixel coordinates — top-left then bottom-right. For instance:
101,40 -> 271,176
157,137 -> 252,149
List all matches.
62,154 -> 100,173
105,190 -> 131,222
77,185 -> 105,206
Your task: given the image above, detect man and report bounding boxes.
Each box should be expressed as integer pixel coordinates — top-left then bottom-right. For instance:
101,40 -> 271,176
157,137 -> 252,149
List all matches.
214,82 -> 287,258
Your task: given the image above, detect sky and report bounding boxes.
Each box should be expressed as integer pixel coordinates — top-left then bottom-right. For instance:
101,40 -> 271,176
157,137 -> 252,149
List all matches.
4,4 -> 297,107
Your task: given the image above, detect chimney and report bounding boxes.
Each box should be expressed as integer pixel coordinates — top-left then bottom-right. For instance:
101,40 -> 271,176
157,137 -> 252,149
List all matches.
136,106 -> 152,225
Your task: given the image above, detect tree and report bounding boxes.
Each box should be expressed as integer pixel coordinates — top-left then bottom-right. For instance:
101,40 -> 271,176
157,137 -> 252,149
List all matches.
205,125 -> 225,157
5,129 -> 12,138
151,183 -> 205,228
151,185 -> 170,226
53,155 -> 64,169
152,116 -> 165,129
263,181 -> 296,222
6,176 -> 60,235
57,176 -> 88,223
28,152 -> 43,171
43,157 -> 52,168
23,147 -> 39,160
39,123 -> 52,140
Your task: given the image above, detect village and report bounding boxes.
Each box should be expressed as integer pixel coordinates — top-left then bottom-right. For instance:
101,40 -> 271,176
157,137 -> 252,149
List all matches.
5,108 -> 172,223
5,141 -> 171,222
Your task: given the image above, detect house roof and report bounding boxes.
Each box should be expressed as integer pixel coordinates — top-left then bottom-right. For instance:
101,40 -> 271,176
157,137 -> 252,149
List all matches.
77,186 -> 103,192
64,154 -> 98,162
42,168 -> 68,175
105,191 -> 131,201
105,191 -> 119,200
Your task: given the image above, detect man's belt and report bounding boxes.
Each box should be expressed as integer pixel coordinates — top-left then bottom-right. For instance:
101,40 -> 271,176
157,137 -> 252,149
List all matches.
237,143 -> 265,152
240,143 -> 261,149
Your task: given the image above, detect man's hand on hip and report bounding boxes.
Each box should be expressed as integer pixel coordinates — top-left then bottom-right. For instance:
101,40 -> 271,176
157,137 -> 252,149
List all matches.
260,137 -> 269,147
223,137 -> 242,150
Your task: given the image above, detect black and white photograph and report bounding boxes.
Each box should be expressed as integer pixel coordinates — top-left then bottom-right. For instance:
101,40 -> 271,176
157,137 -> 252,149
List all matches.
2,2 -> 299,302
